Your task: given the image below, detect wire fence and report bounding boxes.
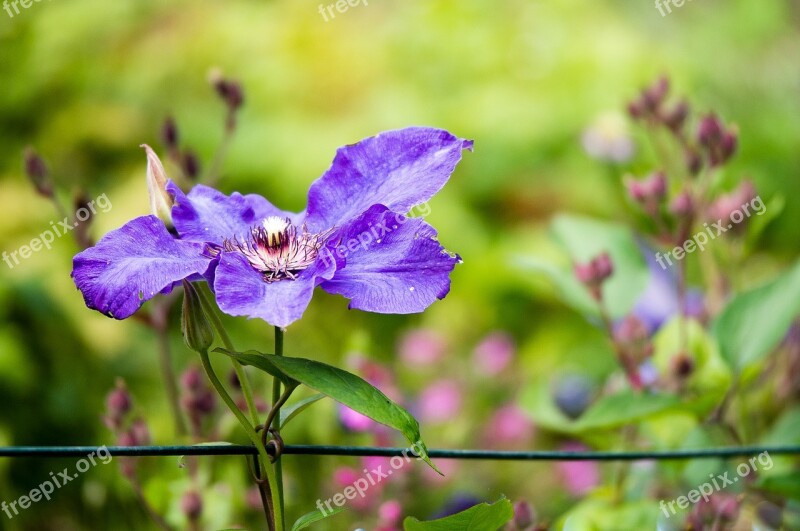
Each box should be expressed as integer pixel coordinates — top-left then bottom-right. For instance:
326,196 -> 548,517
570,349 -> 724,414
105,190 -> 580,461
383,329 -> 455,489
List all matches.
2,445 -> 799,460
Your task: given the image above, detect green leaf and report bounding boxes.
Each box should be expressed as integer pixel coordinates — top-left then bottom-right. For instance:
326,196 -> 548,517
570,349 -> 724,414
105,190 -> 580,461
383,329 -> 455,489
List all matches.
215,348 -> 439,472
711,260 -> 800,371
290,507 -> 345,531
280,393 -> 327,429
757,475 -> 800,501
573,391 -> 679,431
403,497 -> 513,531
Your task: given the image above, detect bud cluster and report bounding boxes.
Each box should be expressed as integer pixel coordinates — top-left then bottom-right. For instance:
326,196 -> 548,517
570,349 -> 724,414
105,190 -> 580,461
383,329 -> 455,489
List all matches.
103,379 -> 151,479
574,252 -> 614,301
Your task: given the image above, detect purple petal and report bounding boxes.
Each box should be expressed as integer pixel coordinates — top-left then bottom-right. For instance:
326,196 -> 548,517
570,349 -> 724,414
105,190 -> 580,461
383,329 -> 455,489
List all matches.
71,216 -> 210,319
168,182 -> 297,244
304,127 -> 473,231
213,252 -> 335,328
321,205 -> 460,313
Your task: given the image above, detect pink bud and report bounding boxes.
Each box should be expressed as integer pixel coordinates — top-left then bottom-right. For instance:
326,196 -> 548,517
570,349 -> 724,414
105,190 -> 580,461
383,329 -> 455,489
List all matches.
181,491 -> 203,521
472,332 -> 515,375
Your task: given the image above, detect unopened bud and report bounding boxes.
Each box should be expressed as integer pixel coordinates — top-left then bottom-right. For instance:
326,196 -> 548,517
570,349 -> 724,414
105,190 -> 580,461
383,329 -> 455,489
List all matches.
161,117 -> 179,152
669,190 -> 694,217
23,147 -> 53,197
104,379 -> 132,429
181,365 -> 205,392
672,353 -> 694,379
684,148 -> 703,176
181,491 -> 203,521
614,315 -> 653,362
642,76 -> 669,112
718,130 -> 738,164
574,253 -> 614,300
697,113 -> 723,147
209,69 -> 244,111
663,100 -> 689,132
182,150 -> 201,181
513,500 -> 536,529
141,144 -> 174,230
181,280 -> 214,352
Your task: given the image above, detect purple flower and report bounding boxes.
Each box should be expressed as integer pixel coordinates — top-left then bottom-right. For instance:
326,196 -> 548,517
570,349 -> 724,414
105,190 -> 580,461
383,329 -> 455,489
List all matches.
72,128 -> 473,328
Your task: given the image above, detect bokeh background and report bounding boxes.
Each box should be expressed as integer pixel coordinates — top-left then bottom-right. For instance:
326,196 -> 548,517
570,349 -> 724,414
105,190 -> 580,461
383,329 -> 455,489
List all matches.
1,0 -> 799,529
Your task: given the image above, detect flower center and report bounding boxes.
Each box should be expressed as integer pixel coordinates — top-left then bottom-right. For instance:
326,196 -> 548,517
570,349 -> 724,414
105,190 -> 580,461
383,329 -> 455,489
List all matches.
223,216 -> 329,282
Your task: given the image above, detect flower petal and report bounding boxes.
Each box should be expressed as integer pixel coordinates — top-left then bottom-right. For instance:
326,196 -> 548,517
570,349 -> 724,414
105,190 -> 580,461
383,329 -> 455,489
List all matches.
304,127 -> 473,231
321,205 -> 459,313
71,216 -> 211,319
213,252 -> 335,328
168,182 -> 297,244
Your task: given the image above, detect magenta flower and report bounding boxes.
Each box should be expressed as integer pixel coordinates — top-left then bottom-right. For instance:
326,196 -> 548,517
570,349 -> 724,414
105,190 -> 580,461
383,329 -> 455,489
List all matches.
398,328 -> 448,367
416,379 -> 462,423
472,332 -> 515,375
71,128 -> 472,327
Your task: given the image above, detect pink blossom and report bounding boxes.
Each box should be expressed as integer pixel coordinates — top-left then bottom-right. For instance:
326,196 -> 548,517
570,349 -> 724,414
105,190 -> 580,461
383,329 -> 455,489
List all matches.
473,332 -> 515,375
398,329 -> 448,367
417,380 -> 462,423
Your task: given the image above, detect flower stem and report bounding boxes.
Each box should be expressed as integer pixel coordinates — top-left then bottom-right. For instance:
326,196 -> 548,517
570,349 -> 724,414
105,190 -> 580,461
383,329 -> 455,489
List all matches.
194,287 -> 282,530
197,347 -> 281,531
272,326 -> 286,531
196,287 -> 260,427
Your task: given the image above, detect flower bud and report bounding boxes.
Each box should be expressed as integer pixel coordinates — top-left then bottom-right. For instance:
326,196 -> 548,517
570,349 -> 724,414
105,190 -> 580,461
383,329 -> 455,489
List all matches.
182,150 -> 201,181
663,100 -> 689,132
104,379 -> 132,429
684,148 -> 703,176
209,69 -> 244,111
161,117 -> 179,152
669,190 -> 694,218
697,113 -> 723,147
181,491 -> 203,521
613,315 -> 653,362
181,281 -> 214,353
23,147 -> 53,198
642,76 -> 669,112
574,253 -> 614,301
181,365 -> 205,393
718,130 -> 738,164
141,144 -> 174,230
513,500 -> 537,529
671,353 -> 694,379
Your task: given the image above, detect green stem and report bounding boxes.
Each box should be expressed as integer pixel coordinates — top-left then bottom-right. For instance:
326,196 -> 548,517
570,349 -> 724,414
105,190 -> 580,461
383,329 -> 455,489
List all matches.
265,385 -> 295,434
272,326 -> 286,531
197,348 -> 282,531
196,287 -> 260,427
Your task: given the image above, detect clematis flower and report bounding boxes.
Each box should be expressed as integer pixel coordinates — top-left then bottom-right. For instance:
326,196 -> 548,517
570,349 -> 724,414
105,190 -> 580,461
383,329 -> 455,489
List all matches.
72,128 -> 473,328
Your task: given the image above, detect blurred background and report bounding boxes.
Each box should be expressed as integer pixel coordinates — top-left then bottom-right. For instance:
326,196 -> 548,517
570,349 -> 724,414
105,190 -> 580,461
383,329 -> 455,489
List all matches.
1,0 -> 799,529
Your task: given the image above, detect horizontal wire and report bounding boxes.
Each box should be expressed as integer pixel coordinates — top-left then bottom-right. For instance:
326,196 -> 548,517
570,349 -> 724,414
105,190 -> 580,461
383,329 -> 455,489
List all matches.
0,445 -> 798,460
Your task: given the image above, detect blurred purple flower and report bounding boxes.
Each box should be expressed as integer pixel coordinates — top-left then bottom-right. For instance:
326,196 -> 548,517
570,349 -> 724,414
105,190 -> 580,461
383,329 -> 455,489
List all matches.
556,442 -> 600,496
416,380 -> 462,423
472,332 -> 515,375
431,494 -> 482,519
398,329 -> 448,367
631,247 -> 705,333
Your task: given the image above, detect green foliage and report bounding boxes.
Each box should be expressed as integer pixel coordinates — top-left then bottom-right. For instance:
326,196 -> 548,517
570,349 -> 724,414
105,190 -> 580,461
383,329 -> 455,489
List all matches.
403,497 -> 513,531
